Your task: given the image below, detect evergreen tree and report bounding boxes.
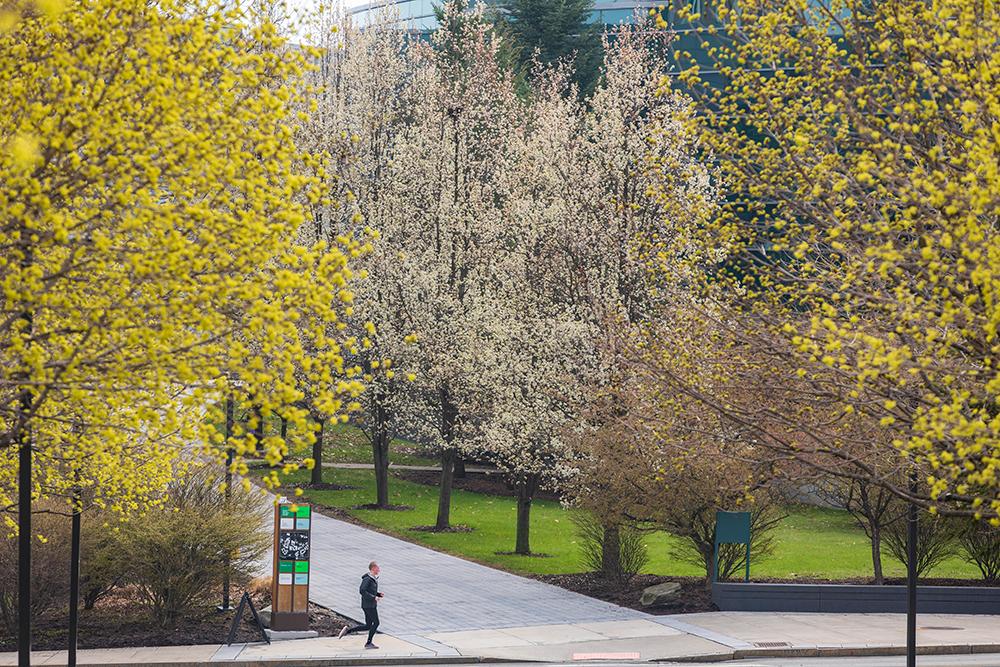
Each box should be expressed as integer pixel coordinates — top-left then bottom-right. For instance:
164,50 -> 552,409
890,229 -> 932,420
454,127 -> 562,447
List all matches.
500,0 -> 601,95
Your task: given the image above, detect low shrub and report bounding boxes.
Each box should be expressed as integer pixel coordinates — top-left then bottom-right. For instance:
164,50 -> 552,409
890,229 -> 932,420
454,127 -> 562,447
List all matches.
0,510 -> 71,631
667,499 -> 783,584
960,520 -> 1000,583
573,513 -> 649,585
125,466 -> 269,628
884,509 -> 963,578
247,575 -> 273,604
80,516 -> 128,610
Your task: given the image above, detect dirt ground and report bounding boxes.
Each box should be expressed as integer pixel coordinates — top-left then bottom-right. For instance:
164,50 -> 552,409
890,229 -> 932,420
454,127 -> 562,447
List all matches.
0,587 -> 351,651
534,573 -> 716,614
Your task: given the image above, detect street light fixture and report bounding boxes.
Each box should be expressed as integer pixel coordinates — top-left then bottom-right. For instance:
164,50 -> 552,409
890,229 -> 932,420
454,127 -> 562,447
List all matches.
220,376 -> 243,613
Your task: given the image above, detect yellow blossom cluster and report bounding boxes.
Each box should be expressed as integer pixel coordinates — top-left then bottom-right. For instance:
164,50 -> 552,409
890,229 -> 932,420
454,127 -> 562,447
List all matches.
656,0 -> 999,521
0,0 -> 367,529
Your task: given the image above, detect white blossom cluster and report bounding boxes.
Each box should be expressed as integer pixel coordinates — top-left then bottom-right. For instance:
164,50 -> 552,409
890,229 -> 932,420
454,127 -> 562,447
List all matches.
302,2 -> 714,535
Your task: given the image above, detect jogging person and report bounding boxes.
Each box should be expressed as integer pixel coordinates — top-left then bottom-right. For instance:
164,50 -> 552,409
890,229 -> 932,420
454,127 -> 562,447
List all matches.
338,561 -> 383,649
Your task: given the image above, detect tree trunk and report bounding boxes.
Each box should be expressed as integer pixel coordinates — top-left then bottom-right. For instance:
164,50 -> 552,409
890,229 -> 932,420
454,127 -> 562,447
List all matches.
872,525 -> 885,585
374,434 -> 390,508
703,548 -> 715,592
372,390 -> 391,508
311,418 -> 324,486
251,403 -> 264,454
280,416 -> 287,441
435,383 -> 458,530
454,458 -> 466,478
515,482 -> 533,555
436,448 -> 456,530
846,480 -> 893,587
601,524 -> 621,580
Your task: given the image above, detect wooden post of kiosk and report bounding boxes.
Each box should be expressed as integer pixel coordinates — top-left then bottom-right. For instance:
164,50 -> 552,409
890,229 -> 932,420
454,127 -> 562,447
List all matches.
271,502 -> 312,631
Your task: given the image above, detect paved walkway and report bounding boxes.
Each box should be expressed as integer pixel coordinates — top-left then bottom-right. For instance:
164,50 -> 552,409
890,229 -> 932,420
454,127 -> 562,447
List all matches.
321,462 -> 495,473
4,612 -> 999,665
302,508 -> 648,635
5,509 -> 998,665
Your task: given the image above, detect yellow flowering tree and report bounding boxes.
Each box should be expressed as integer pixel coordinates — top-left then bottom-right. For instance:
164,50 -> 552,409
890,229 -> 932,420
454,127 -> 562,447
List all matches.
1,0 -> 367,544
652,0 -> 1000,521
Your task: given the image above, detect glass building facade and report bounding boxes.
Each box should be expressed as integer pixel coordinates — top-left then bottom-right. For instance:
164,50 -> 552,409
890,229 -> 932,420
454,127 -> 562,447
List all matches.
347,1 -> 667,34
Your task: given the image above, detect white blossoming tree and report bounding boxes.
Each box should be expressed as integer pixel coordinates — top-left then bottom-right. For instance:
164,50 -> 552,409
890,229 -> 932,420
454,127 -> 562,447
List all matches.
385,1 -> 528,530
468,18 -> 713,557
303,0 -> 523,527
297,4 -> 420,502
487,19 -> 715,564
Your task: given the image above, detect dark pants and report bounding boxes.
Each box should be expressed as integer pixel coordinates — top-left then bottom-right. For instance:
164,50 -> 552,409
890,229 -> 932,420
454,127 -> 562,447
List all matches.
347,607 -> 379,644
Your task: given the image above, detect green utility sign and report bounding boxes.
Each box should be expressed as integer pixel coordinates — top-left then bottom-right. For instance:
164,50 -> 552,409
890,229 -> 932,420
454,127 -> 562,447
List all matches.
713,510 -> 751,582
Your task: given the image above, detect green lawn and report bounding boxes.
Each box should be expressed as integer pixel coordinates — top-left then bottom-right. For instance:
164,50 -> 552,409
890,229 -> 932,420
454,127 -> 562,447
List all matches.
210,404 -> 439,467
256,419 -> 438,467
278,468 -> 983,581
311,422 -> 438,467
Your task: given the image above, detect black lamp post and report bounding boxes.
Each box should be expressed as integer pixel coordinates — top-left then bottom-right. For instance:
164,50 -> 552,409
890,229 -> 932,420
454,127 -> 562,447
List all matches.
17,391 -> 31,667
69,477 -> 82,667
906,468 -> 918,667
17,297 -> 33,667
220,387 -> 236,612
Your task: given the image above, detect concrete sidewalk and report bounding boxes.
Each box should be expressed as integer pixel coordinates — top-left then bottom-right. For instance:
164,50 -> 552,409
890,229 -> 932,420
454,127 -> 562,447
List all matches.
7,508 -> 998,666
301,509 -> 647,634
425,612 -> 1000,662
4,612 -> 999,665
0,632 -> 463,666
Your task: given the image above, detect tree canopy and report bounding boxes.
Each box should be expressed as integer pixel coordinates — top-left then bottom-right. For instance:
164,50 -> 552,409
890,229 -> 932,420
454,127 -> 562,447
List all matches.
499,0 -> 602,94
642,0 -> 1000,523
0,0 -> 368,527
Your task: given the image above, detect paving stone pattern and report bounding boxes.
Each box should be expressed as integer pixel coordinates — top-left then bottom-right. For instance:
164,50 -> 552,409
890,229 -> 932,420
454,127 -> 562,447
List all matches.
300,510 -> 649,635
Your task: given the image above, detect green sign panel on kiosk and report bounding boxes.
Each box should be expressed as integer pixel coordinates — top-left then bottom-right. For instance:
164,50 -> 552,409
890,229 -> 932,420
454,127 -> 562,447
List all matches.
272,502 -> 312,631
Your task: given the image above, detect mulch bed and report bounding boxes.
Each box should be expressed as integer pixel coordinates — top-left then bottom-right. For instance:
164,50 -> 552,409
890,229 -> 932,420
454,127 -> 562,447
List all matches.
410,524 -> 474,533
534,573 -> 716,614
495,551 -> 552,558
0,588 -> 352,652
303,482 -> 359,491
352,503 -> 413,511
